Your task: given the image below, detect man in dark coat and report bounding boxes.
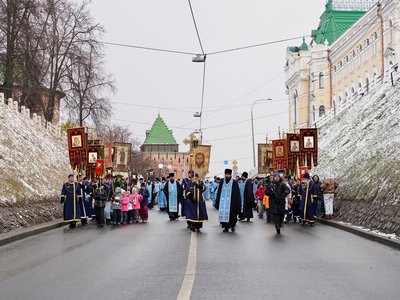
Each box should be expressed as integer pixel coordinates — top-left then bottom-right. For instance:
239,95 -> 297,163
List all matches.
185,173 -> 208,232
163,173 -> 183,221
238,171 -> 255,222
215,169 -> 241,232
61,174 -> 83,228
265,172 -> 290,234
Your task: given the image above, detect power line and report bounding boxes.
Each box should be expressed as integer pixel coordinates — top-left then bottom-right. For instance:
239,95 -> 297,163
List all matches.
100,41 -> 196,56
188,0 -> 205,55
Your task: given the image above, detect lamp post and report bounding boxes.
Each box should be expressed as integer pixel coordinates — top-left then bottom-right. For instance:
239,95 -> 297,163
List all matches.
251,98 -> 272,168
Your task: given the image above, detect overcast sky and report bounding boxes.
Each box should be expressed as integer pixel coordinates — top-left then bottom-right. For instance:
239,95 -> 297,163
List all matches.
88,0 -> 326,176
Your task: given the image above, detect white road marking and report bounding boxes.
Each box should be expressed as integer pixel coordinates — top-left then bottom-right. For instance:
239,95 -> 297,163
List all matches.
177,232 -> 197,300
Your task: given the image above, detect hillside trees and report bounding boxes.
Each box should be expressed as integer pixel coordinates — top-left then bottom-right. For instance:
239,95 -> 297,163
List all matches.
0,0 -> 115,127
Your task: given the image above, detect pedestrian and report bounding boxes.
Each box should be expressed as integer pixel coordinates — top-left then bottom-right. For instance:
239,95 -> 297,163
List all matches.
182,171 -> 196,224
163,173 -> 183,221
321,177 -> 339,219
82,176 -> 95,221
139,183 -> 149,222
291,178 -> 301,223
77,175 -> 88,226
93,184 -> 106,227
61,174 -> 83,228
255,183 -> 266,218
238,172 -> 255,222
112,187 -> 122,226
203,180 -> 211,201
186,173 -> 208,232
312,175 -> 324,218
264,173 -> 290,235
102,177 -> 113,225
284,175 -> 293,223
158,177 -> 167,211
264,175 -> 273,223
121,190 -> 130,225
299,173 -> 318,226
130,186 -> 142,223
215,169 -> 241,233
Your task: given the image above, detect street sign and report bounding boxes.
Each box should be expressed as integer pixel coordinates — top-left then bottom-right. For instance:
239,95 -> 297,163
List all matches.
233,165 -> 238,172
224,160 -> 229,165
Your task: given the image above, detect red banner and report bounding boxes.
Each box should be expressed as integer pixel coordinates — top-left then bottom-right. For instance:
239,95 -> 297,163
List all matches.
300,128 -> 318,169
67,127 -> 87,170
104,143 -> 113,168
272,139 -> 288,170
287,133 -> 300,170
95,159 -> 104,176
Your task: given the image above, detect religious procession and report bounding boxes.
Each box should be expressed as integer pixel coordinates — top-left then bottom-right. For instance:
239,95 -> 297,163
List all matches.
61,124 -> 340,235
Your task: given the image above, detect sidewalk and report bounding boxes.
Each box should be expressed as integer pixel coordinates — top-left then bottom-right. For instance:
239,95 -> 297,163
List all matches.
0,219 -> 66,247
318,218 -> 400,250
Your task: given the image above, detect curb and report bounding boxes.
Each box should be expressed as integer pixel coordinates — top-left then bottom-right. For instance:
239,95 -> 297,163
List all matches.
317,218 -> 400,250
0,220 -> 66,247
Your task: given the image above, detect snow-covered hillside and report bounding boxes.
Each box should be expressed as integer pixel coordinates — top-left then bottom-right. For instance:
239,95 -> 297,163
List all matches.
314,81 -> 400,235
0,101 -> 72,203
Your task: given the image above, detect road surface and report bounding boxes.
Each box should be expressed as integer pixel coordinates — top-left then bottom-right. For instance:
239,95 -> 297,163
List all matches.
0,202 -> 399,300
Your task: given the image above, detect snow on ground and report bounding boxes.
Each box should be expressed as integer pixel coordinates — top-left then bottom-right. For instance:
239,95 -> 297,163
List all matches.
0,103 -> 72,203
313,80 -> 400,236
314,81 -> 400,205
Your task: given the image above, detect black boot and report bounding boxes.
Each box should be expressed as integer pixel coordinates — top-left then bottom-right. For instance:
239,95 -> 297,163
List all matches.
276,227 -> 280,235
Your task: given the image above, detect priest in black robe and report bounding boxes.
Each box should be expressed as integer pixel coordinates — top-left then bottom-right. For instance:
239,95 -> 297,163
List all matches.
186,173 -> 208,232
238,171 -> 255,222
61,174 -> 83,228
215,169 -> 241,232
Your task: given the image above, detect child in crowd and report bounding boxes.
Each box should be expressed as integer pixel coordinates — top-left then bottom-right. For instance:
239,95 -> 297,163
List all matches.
139,183 -> 150,222
130,187 -> 142,223
121,190 -> 130,225
112,187 -> 122,226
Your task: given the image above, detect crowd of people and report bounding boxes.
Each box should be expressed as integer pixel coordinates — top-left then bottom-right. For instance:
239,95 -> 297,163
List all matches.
60,169 -> 338,235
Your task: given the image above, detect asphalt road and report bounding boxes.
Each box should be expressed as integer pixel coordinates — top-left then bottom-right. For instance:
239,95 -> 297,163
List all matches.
0,202 -> 399,300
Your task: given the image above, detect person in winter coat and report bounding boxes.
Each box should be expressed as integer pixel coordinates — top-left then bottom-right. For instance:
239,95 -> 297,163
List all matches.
264,173 -> 290,235
320,177 -> 339,219
139,183 -> 150,222
255,183 -> 266,218
130,187 -> 142,223
121,190 -> 130,224
312,175 -> 324,218
112,187 -> 122,226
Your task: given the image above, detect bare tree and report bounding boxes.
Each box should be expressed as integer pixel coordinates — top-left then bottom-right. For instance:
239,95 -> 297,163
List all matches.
65,43 -> 115,127
0,0 -> 34,99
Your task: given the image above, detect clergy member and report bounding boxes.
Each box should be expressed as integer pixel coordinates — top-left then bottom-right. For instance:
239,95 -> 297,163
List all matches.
238,171 -> 255,222
181,170 -> 195,224
186,173 -> 208,232
163,173 -> 183,221
61,174 -> 83,228
215,169 -> 241,232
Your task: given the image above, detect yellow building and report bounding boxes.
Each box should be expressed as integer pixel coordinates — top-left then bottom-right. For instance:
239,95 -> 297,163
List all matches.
285,0 -> 399,130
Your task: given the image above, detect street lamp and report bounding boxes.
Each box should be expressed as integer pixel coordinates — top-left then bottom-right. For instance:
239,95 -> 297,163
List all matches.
251,98 -> 272,168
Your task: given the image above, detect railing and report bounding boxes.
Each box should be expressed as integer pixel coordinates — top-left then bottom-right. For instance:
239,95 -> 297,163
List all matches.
313,72 -> 399,128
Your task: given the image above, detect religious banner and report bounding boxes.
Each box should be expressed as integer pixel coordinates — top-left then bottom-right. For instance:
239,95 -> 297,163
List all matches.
287,133 -> 301,170
272,139 -> 288,170
104,143 -> 113,168
113,142 -> 132,172
87,145 -> 101,166
67,127 -> 87,170
300,128 -> 318,169
258,143 -> 273,174
95,159 -> 104,176
190,145 -> 211,179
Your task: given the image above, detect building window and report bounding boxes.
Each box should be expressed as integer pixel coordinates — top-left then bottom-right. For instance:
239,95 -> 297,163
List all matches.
389,20 -> 393,44
351,50 -> 355,72
344,91 -> 348,103
319,72 -> 324,89
364,39 -> 369,62
312,105 -> 316,122
319,105 -> 326,117
372,32 -> 378,56
357,45 -> 362,67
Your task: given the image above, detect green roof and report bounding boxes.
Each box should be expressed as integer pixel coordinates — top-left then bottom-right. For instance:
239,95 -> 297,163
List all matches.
312,0 -> 366,45
143,114 -> 177,145
300,37 -> 309,51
